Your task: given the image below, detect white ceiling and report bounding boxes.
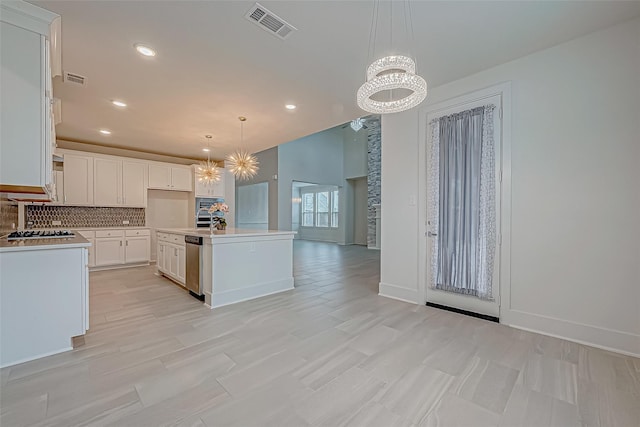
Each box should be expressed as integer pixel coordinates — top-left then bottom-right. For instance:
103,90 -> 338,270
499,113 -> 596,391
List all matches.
31,0 -> 640,160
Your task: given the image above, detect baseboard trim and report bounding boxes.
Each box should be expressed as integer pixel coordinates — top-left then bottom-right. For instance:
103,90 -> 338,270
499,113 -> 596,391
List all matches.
208,278 -> 295,309
1,346 -> 73,369
503,308 -> 640,358
378,282 -> 418,304
426,302 -> 499,323
90,262 -> 150,272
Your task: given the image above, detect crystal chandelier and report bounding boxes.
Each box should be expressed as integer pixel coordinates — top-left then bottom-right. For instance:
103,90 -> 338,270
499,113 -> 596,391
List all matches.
356,1 -> 427,114
350,117 -> 365,132
196,135 -> 221,185
226,117 -> 259,181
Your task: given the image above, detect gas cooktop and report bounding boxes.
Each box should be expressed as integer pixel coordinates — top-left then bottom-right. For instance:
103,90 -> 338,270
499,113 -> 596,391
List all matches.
7,230 -> 75,241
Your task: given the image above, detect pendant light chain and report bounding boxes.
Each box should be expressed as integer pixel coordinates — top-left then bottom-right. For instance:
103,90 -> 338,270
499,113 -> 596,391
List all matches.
226,116 -> 259,181
356,0 -> 427,114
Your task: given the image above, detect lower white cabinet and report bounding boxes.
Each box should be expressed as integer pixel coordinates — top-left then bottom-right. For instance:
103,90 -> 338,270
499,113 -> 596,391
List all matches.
95,236 -> 124,266
124,230 -> 150,264
156,232 -> 186,285
81,228 -> 149,269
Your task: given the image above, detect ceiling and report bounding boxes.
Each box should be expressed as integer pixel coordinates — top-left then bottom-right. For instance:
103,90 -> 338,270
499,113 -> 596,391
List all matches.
30,1 -> 640,160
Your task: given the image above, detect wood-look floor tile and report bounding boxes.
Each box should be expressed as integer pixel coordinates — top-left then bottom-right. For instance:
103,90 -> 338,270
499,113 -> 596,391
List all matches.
293,347 -> 367,390
0,392 -> 48,427
447,356 -> 519,414
198,374 -> 311,426
517,353 -> 578,404
294,367 -> 386,426
377,364 -> 454,425
217,350 -> 306,397
1,240 -> 637,426
420,392 -> 501,427
338,401 -> 415,427
499,384 -> 580,427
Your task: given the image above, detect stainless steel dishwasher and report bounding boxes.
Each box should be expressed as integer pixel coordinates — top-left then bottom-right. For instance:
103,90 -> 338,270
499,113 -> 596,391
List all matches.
185,235 -> 204,300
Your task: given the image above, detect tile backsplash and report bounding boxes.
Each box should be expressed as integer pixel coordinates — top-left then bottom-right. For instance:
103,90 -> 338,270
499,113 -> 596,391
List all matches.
26,205 -> 145,228
0,200 -> 19,235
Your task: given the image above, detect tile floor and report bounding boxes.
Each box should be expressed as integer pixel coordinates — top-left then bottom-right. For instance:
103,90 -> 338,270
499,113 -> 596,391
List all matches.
0,241 -> 638,426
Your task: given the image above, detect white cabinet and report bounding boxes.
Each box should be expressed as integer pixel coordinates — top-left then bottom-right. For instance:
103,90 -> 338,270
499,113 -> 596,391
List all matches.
122,161 -> 147,207
63,154 -> 94,205
125,229 -> 150,263
156,232 -> 186,285
149,163 -> 192,191
194,165 -> 226,198
94,157 -> 122,206
0,2 -> 60,199
95,237 -> 124,266
171,167 -> 192,191
94,158 -> 147,207
92,229 -> 150,268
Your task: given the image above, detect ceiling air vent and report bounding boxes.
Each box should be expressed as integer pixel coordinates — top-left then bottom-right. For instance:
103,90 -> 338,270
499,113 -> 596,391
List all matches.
63,71 -> 87,87
245,3 -> 297,40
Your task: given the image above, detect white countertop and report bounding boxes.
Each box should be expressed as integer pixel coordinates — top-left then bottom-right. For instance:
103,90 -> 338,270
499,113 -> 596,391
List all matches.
35,226 -> 149,231
0,235 -> 91,253
156,227 -> 296,238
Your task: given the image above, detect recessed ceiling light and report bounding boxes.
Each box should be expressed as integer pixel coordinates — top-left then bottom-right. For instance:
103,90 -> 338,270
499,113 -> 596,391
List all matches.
111,100 -> 127,107
285,104 -> 296,110
134,44 -> 156,57
99,129 -> 111,135
202,148 -> 210,152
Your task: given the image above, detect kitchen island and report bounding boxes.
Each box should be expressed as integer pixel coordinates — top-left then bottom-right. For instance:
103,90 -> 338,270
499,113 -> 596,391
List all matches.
156,228 -> 296,308
0,235 -> 91,367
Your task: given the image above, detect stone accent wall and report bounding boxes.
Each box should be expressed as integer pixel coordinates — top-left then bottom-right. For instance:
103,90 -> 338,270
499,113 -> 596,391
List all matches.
367,117 -> 381,247
0,200 -> 19,235
26,205 -> 145,228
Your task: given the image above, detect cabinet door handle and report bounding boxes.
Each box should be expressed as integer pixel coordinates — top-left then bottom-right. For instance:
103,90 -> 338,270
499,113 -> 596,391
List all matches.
120,241 -> 122,246
126,240 -> 129,246
174,248 -> 177,256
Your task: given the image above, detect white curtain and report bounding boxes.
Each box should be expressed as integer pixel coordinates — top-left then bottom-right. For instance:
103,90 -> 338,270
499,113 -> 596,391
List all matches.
428,105 -> 496,300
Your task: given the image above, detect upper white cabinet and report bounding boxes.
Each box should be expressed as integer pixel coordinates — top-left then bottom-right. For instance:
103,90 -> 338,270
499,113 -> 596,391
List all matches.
0,1 -> 61,199
149,163 -> 192,192
63,153 -> 94,205
194,165 -> 226,198
94,158 -> 147,207
94,157 -> 122,206
122,161 -> 147,207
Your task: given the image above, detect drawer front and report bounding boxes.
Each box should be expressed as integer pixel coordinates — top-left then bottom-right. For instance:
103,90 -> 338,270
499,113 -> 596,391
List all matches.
76,230 -> 95,239
125,229 -> 150,237
157,232 -> 169,242
170,234 -> 184,244
96,229 -> 125,238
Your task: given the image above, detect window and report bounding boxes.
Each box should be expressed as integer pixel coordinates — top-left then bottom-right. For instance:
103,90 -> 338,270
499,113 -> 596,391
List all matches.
302,193 -> 314,226
300,186 -> 339,228
331,190 -> 339,228
316,192 -> 329,227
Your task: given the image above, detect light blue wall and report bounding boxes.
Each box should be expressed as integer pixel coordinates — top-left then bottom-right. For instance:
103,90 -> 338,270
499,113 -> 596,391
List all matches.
277,127 -> 345,231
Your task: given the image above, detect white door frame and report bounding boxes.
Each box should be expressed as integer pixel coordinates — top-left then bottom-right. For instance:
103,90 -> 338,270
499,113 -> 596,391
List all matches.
417,82 -> 512,320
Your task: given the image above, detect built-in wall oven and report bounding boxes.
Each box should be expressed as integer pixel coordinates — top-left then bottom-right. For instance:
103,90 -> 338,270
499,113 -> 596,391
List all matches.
195,197 -> 224,228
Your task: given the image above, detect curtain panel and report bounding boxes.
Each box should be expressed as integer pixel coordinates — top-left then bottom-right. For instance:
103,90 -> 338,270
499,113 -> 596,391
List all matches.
428,105 -> 496,300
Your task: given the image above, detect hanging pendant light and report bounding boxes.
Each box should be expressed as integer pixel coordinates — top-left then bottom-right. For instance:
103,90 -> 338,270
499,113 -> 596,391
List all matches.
196,135 -> 221,185
226,117 -> 259,181
357,0 -> 427,114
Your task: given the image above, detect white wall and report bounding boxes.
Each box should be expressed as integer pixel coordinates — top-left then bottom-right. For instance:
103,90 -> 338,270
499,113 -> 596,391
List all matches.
343,127 -> 368,179
381,18 -> 640,356
146,190 -> 190,261
277,127 -> 344,231
235,147 -> 278,230
236,182 -> 269,230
